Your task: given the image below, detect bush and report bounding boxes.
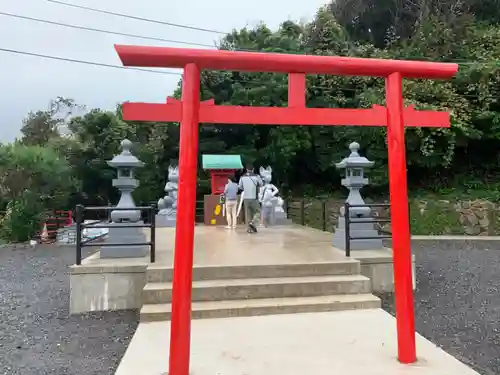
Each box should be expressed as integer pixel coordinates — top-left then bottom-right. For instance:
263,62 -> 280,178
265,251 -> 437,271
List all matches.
0,143 -> 77,210
0,192 -> 44,243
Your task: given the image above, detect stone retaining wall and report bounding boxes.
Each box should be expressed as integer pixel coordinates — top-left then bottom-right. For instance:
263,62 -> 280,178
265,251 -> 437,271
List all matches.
288,198 -> 500,236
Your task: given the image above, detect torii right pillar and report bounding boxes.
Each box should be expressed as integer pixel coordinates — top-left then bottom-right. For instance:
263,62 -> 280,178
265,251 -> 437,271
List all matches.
386,72 -> 416,362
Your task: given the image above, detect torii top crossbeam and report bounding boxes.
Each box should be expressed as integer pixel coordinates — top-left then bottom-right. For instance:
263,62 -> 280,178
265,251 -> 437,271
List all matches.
115,46 -> 458,128
115,45 -> 457,79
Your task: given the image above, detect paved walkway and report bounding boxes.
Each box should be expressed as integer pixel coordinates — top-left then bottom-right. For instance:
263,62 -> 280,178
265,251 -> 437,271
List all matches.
80,224 -> 349,269
150,225 -> 348,266
115,309 -> 479,375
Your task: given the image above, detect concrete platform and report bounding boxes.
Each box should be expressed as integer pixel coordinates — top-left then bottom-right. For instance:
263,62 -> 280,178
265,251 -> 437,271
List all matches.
151,225 -> 415,292
114,309 -> 479,375
70,225 -> 412,314
151,225 -> 348,266
70,251 -> 148,313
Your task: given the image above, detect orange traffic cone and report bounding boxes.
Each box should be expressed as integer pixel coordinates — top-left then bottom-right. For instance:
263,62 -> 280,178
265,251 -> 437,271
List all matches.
41,223 -> 49,243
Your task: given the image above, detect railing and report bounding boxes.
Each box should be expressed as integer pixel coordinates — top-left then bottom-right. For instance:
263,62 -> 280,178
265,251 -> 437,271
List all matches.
344,202 -> 392,257
41,209 -> 73,243
75,205 -> 156,265
286,199 -> 330,231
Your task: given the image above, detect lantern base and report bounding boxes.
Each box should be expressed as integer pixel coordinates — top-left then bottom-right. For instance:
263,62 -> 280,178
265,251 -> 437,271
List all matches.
101,222 -> 148,258
332,216 -> 383,250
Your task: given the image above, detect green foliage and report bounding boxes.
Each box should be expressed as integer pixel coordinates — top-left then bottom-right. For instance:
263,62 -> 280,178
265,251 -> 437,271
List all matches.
66,109 -> 132,205
409,200 -> 463,235
9,0 -> 500,241
0,143 -> 77,207
0,144 -> 77,242
0,191 -> 44,243
20,96 -> 83,146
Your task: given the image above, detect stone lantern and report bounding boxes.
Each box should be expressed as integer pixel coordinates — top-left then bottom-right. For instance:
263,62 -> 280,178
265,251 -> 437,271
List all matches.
107,139 -> 144,223
101,139 -> 148,258
332,142 -> 383,250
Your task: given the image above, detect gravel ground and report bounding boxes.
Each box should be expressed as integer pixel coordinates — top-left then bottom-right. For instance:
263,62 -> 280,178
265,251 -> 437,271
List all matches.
3,239 -> 499,374
0,244 -> 139,375
379,240 -> 500,375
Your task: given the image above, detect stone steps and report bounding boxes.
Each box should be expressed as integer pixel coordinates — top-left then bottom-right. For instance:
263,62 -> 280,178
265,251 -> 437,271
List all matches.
140,260 -> 378,322
143,274 -> 371,304
146,261 -> 361,283
140,294 -> 381,322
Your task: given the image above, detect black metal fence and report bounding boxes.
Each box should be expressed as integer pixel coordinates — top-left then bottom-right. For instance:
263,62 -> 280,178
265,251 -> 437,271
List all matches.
344,202 -> 391,257
285,199 -> 331,231
75,205 -> 156,265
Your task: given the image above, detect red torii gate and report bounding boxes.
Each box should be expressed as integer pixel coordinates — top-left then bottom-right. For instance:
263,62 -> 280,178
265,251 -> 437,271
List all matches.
115,44 -> 458,375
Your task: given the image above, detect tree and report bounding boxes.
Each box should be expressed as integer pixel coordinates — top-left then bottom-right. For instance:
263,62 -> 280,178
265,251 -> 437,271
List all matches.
20,97 -> 83,146
0,144 -> 78,241
66,109 -> 132,205
7,0 -> 500,216
0,143 -> 77,206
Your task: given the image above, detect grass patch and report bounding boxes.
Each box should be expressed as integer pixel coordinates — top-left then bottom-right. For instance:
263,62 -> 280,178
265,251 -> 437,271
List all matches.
409,200 -> 463,235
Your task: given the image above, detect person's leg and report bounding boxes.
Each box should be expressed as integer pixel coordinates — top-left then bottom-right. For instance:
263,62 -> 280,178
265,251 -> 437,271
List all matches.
246,200 -> 257,232
229,201 -> 238,228
249,200 -> 260,232
249,200 -> 256,223
244,200 -> 251,225
225,202 -> 232,228
253,200 -> 261,224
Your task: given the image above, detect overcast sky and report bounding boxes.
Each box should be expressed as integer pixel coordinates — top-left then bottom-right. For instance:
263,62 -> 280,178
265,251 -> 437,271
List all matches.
0,0 -> 329,142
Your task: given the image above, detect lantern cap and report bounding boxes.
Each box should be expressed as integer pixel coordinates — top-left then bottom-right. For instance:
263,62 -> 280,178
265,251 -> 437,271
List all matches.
107,139 -> 144,168
336,142 -> 374,169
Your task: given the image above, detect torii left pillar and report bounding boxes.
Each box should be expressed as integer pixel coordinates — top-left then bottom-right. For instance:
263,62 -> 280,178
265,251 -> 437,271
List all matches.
169,63 -> 200,375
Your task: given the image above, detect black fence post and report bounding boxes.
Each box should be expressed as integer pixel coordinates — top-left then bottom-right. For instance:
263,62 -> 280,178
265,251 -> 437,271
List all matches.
300,199 -> 305,226
150,205 -> 156,263
75,204 -> 83,265
107,202 -> 112,222
322,201 -> 327,232
344,202 -> 351,257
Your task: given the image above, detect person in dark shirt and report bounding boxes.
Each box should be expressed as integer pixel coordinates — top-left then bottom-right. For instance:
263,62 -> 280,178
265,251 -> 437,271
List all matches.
238,164 -> 263,233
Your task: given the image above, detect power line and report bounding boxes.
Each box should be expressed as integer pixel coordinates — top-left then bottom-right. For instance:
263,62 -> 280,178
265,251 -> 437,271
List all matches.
1,45 -> 493,100
0,46 -> 496,100
0,12 -> 216,48
37,2 -> 500,67
46,0 -> 227,35
0,47 -> 182,75
38,0 -> 500,68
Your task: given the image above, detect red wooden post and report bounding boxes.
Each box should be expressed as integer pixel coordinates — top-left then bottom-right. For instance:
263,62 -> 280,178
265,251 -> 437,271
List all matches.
288,73 -> 306,108
385,72 -> 416,363
169,63 -> 200,375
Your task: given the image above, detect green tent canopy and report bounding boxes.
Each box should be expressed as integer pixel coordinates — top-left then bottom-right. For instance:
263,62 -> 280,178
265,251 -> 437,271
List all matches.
202,154 -> 243,170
